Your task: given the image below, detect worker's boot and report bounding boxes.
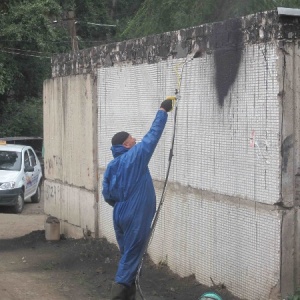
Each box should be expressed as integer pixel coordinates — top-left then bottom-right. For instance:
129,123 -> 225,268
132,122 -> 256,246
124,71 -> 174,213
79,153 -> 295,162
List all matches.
127,283 -> 136,300
111,282 -> 128,300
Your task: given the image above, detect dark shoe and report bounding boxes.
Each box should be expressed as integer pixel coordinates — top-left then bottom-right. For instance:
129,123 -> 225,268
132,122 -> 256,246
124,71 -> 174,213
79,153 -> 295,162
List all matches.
127,283 -> 136,300
111,283 -> 128,300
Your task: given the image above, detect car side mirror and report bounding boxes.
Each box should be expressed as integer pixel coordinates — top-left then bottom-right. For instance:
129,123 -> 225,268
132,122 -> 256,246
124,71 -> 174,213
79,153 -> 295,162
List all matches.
24,165 -> 34,172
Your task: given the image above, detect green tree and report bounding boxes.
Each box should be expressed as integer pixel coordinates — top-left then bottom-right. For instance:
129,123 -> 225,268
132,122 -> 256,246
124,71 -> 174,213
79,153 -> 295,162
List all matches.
0,0 -> 68,137
58,0 -> 145,47
72,0 -> 114,47
0,97 -> 43,136
0,0 -> 68,102
1,0 -> 300,137
120,0 -> 300,39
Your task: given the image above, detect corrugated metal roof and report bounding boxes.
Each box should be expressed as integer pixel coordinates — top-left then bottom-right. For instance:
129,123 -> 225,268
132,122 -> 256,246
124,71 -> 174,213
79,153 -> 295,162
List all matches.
278,7 -> 300,16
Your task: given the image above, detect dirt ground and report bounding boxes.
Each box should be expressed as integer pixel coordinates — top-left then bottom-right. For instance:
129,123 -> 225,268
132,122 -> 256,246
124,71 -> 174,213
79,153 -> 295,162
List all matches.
0,188 -> 242,300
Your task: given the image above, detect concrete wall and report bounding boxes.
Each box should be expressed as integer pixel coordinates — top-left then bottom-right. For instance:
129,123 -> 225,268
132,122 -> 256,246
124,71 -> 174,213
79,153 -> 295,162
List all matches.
96,42 -> 282,299
278,36 -> 300,298
44,9 -> 300,300
43,74 -> 98,237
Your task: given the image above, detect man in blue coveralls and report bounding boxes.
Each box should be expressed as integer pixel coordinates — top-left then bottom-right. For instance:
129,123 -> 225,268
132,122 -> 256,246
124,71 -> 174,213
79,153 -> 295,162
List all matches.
102,98 -> 174,300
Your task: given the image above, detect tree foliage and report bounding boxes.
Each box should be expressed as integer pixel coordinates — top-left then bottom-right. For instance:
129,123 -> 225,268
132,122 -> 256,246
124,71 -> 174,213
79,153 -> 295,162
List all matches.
1,0 -> 300,137
0,97 -> 43,137
120,0 -> 300,39
0,0 -> 68,136
0,0 -> 68,101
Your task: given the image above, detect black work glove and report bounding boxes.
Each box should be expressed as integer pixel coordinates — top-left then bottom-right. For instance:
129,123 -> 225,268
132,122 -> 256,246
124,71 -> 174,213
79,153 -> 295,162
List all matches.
160,99 -> 174,112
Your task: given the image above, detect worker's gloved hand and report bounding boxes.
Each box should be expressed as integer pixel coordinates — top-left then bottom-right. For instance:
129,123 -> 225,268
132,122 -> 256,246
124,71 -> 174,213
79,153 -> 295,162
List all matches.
160,96 -> 176,112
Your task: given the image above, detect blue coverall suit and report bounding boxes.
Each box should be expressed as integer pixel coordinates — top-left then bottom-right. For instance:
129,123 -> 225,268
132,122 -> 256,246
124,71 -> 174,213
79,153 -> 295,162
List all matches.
102,110 -> 168,287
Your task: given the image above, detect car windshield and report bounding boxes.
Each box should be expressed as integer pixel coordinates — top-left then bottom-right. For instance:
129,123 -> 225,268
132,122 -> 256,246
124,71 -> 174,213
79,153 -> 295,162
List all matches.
0,150 -> 22,171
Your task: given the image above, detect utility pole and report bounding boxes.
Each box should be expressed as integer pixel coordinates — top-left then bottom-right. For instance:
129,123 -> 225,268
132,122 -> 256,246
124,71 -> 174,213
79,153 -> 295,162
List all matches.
53,10 -> 116,49
111,0 -> 117,19
67,10 -> 78,52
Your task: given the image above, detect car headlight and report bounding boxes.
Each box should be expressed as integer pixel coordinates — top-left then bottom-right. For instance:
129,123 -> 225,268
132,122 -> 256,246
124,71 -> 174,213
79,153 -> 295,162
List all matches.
0,182 -> 16,190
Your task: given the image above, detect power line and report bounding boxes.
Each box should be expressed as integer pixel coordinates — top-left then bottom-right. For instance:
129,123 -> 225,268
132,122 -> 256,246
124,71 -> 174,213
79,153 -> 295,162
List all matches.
0,39 -> 72,44
0,38 -> 107,44
75,21 -> 116,27
0,49 -> 51,59
3,47 -> 52,55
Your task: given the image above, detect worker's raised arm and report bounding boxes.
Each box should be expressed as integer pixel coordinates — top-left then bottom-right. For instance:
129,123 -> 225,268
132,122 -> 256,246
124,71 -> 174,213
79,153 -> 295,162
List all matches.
132,98 -> 174,167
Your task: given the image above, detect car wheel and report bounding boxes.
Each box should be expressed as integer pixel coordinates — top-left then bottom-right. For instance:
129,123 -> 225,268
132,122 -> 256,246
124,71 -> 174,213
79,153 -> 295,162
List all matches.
12,191 -> 24,214
32,183 -> 41,203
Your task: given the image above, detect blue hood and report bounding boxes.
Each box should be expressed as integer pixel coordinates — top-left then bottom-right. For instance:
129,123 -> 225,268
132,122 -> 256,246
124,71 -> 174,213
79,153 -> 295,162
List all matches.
111,144 -> 129,158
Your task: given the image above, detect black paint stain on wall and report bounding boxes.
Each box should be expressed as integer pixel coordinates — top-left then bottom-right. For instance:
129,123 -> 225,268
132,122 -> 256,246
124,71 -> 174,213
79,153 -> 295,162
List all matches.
210,19 -> 244,107
281,134 -> 293,173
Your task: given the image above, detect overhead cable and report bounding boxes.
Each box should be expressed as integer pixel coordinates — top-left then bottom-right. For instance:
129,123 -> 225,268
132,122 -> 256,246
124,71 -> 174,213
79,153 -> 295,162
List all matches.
0,49 -> 51,58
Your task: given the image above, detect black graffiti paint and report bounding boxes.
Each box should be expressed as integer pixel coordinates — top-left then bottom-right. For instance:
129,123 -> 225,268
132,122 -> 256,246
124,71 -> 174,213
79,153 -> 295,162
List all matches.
281,134 -> 293,173
210,19 -> 243,107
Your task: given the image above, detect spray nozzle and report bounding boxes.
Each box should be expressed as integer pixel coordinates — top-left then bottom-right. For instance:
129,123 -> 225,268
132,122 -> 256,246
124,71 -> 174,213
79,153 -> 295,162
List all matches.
193,50 -> 202,59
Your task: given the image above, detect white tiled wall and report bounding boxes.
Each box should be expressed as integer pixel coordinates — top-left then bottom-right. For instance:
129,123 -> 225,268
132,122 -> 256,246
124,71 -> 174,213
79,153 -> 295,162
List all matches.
97,42 -> 281,299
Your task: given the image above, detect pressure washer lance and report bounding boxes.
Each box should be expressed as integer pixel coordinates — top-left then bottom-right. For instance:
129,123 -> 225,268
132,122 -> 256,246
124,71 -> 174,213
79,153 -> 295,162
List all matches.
135,49 -> 202,300
135,95 -> 178,300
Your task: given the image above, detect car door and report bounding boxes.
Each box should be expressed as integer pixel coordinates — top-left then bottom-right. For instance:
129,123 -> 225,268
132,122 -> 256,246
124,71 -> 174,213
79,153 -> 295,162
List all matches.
28,148 -> 40,196
24,149 -> 34,198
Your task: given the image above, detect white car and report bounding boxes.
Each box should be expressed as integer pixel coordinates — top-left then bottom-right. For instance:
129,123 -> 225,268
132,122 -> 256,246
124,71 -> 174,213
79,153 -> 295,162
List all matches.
0,143 -> 43,213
